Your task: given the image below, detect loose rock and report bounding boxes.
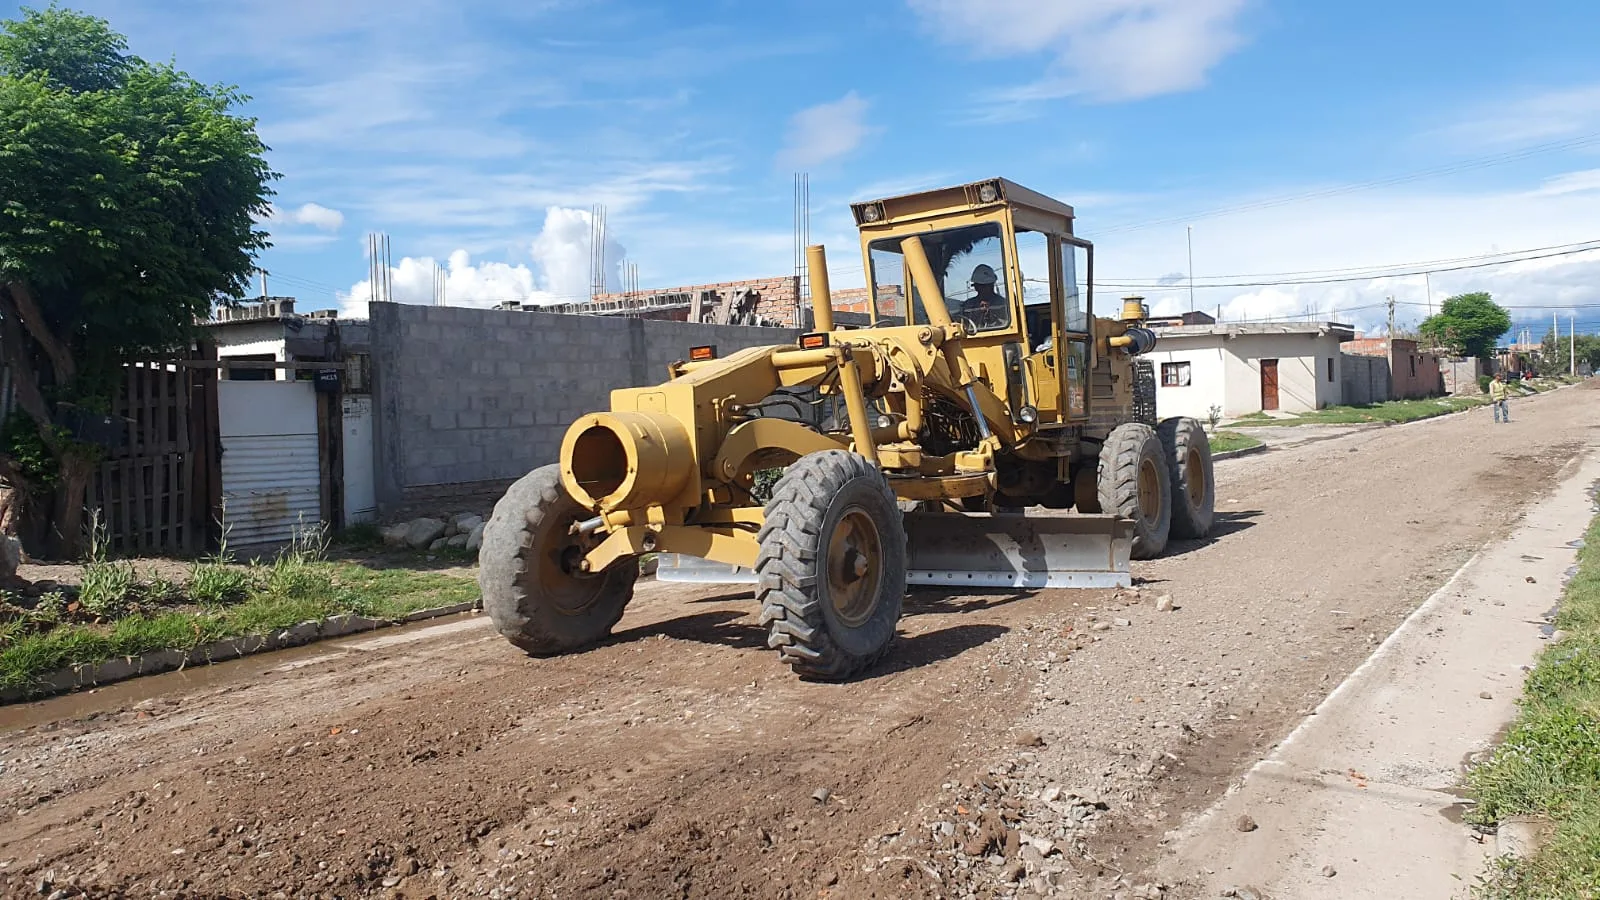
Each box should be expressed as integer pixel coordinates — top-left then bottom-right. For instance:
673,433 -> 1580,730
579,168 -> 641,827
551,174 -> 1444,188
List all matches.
1320,865 -> 1337,878
1235,814 -> 1258,833
405,518 -> 447,549
1479,691 -> 1493,700
381,523 -> 411,547
1013,732 -> 1045,748
811,787 -> 831,803
1155,595 -> 1174,612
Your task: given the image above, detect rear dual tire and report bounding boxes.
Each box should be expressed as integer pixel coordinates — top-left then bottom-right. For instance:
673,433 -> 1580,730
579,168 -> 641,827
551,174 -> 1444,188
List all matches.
1095,418 -> 1215,560
1098,423 -> 1172,559
1158,416 -> 1216,540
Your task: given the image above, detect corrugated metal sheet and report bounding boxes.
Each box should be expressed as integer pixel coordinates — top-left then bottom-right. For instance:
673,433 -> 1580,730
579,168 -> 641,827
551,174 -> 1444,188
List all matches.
218,381 -> 321,547
221,435 -> 321,546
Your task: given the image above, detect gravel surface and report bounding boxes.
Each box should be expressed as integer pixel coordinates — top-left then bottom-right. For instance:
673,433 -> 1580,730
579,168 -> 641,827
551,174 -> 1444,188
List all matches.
0,383 -> 1594,900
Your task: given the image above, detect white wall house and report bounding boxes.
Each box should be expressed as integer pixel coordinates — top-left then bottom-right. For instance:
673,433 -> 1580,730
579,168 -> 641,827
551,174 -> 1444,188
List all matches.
1148,322 -> 1356,420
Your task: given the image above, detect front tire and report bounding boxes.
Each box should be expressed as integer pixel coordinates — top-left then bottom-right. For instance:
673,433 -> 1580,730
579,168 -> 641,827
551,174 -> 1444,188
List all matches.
757,450 -> 907,680
478,465 -> 637,655
1097,423 -> 1171,559
1158,417 -> 1215,539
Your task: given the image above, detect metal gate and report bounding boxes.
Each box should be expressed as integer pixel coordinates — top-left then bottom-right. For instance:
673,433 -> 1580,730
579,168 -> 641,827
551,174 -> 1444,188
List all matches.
218,380 -> 321,546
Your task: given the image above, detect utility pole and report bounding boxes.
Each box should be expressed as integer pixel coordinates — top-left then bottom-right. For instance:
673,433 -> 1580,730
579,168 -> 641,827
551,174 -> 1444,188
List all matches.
1186,225 -> 1195,315
1424,273 -> 1433,317
1572,314 -> 1577,376
1386,296 -> 1396,337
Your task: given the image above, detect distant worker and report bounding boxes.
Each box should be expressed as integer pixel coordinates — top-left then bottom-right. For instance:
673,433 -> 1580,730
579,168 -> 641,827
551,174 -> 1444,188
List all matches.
1489,371 -> 1512,424
960,264 -> 1008,329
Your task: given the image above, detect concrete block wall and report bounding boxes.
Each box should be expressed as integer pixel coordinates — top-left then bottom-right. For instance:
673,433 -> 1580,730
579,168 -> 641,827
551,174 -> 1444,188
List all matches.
369,302 -> 801,513
1339,353 -> 1390,406
1439,357 -> 1484,396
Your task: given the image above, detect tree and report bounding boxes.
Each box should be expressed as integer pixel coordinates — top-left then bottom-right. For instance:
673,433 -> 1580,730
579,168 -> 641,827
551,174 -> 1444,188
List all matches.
1418,292 -> 1511,360
1540,328 -> 1600,375
0,5 -> 277,558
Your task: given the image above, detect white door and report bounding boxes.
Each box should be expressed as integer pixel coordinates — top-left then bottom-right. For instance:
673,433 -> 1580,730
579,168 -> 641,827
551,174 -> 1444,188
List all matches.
341,396 -> 376,525
218,380 -> 321,547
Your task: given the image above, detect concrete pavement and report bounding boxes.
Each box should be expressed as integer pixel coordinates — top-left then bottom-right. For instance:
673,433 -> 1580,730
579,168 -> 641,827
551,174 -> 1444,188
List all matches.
1158,445 -> 1599,899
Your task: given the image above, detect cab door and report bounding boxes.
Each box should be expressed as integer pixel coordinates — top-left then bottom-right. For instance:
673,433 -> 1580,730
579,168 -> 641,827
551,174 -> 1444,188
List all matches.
1057,237 -> 1093,421
1015,229 -> 1063,422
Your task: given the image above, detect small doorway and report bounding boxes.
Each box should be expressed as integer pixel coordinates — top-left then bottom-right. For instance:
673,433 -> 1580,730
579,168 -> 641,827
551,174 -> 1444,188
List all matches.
1261,359 -> 1280,411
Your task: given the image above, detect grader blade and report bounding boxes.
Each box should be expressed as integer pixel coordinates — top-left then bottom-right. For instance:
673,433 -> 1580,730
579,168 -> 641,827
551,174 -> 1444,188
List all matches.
901,512 -> 1132,589
655,513 -> 1132,589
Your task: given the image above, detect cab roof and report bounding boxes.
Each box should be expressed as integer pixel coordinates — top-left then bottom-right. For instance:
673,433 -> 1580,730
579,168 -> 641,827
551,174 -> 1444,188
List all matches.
850,178 -> 1075,228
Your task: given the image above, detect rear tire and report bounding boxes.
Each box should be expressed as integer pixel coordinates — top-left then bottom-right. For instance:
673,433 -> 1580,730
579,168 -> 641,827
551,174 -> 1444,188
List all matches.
478,465 -> 637,655
1158,417 -> 1215,539
1097,423 -> 1171,559
757,450 -> 907,680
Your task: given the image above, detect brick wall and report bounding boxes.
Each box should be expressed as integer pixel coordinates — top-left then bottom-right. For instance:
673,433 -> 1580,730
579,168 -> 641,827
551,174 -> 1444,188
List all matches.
547,276 -> 803,326
367,302 -> 802,513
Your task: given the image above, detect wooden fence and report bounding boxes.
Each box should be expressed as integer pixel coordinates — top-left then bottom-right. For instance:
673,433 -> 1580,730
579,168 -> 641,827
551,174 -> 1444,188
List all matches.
87,344 -> 222,555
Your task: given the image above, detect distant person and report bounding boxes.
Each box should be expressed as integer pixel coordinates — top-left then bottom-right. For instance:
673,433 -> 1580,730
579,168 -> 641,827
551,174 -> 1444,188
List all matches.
1489,371 -> 1512,424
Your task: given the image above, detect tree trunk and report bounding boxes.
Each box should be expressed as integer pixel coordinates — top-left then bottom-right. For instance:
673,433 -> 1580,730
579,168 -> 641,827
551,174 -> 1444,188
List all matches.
49,455 -> 95,560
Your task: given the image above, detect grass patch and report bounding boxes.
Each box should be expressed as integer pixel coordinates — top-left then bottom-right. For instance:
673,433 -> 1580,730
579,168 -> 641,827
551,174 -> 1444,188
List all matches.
0,560 -> 479,695
1208,430 -> 1263,454
1466,514 -> 1600,898
1240,396 -> 1487,426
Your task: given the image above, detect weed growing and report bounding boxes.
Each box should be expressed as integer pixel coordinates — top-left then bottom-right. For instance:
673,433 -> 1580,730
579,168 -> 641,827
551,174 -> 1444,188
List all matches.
1468,514 -> 1600,898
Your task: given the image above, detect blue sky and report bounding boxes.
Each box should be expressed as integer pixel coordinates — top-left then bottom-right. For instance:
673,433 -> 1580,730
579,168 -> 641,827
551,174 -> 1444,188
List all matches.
17,0 -> 1600,339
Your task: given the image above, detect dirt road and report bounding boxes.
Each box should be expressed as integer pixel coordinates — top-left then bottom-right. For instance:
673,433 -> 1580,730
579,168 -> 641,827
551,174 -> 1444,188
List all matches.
2,385 -> 1595,900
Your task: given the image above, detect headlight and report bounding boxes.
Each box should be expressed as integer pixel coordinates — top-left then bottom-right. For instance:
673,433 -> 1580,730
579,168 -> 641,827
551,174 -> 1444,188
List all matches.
875,414 -> 894,429
1018,405 -> 1038,424
978,182 -> 1000,203
862,203 -> 883,223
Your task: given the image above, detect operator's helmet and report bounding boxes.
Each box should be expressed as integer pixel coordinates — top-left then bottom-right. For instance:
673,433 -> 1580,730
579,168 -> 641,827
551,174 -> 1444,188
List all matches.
970,264 -> 998,286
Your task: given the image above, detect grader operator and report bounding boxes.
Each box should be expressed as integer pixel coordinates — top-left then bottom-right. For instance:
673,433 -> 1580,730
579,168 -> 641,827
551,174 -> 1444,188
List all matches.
479,178 -> 1216,680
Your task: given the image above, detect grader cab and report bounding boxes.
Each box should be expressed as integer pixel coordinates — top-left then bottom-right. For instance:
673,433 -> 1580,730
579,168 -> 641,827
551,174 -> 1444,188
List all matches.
479,178 -> 1216,679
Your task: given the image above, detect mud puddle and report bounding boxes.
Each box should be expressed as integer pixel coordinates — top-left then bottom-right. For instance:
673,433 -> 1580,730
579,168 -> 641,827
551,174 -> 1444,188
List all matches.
0,612 -> 484,731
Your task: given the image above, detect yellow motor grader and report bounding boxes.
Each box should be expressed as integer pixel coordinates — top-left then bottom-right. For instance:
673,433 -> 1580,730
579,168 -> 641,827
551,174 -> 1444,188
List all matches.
479,178 -> 1215,679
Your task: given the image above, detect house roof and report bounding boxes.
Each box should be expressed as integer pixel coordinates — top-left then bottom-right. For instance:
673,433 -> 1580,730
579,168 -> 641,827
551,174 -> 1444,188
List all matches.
1150,321 -> 1357,341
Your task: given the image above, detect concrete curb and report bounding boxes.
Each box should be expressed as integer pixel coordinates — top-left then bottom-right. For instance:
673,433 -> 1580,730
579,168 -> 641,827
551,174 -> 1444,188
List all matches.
0,600 -> 481,705
1211,443 -> 1268,462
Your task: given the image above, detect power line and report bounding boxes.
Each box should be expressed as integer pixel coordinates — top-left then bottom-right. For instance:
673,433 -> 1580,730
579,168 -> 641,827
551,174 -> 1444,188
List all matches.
1107,239 -> 1600,284
1094,132 -> 1600,235
1103,240 -> 1600,289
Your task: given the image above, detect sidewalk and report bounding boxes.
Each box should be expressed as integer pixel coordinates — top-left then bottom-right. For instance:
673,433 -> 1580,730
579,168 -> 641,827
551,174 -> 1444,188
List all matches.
1157,446 -> 1600,899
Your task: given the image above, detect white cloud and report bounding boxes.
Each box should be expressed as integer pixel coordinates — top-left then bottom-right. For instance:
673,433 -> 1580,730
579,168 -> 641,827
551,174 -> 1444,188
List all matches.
907,0 -> 1249,102
337,206 -> 627,318
777,92 -> 873,169
1531,168 -> 1600,197
292,202 -> 346,231
1443,84 -> 1600,148
264,202 -> 346,232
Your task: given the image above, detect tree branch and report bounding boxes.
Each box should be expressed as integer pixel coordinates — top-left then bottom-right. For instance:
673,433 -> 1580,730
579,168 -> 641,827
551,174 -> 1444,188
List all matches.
2,282 -> 74,386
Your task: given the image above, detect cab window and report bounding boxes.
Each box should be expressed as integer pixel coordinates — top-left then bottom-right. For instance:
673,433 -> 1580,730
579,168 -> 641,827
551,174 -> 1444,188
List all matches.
1016,229 -> 1050,350
868,222 -> 1011,331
